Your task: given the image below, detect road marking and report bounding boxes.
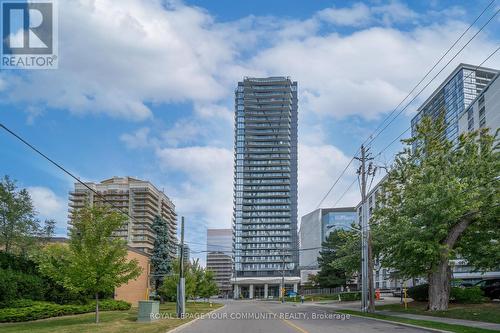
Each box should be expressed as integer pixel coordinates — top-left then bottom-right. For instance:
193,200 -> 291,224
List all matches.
255,303 -> 310,333
282,318 -> 310,333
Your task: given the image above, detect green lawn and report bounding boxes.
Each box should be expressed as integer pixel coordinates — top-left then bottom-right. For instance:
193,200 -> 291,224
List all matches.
377,301 -> 500,324
0,302 -> 223,333
338,309 -> 500,333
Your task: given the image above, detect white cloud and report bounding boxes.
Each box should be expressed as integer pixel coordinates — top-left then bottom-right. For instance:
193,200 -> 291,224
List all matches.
250,21 -> 500,119
298,144 -> 360,221
27,186 -> 68,233
1,0 -> 245,120
316,1 -> 417,27
317,3 -> 372,27
155,146 -> 233,229
120,127 -> 152,149
1,0 -> 497,124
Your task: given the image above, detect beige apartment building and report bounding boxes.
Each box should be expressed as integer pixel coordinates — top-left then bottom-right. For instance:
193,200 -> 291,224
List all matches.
69,177 -> 177,256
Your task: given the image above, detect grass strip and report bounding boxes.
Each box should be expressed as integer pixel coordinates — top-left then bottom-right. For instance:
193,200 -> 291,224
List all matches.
337,309 -> 499,333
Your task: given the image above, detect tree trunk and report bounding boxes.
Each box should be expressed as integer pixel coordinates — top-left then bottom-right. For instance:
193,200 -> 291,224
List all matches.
367,233 -> 375,312
95,293 -> 99,323
428,215 -> 474,311
428,258 -> 451,311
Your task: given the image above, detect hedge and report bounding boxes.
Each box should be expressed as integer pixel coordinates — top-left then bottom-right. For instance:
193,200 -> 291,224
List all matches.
451,287 -> 485,304
0,251 -> 93,307
0,269 -> 46,306
339,292 -> 362,301
407,284 -> 485,303
0,300 -> 131,322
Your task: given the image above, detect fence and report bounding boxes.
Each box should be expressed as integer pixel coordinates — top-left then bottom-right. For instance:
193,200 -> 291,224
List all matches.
302,287 -> 353,295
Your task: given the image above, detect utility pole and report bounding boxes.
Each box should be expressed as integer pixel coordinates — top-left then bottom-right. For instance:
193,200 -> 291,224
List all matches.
281,248 -> 285,303
176,216 -> 185,318
356,145 -> 375,313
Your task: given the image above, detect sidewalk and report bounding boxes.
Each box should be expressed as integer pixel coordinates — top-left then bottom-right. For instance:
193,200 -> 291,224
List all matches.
301,298 -> 500,331
377,310 -> 500,331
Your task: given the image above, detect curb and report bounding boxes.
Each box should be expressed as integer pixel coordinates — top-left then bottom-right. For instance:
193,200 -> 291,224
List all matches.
168,304 -> 226,333
339,312 -> 453,333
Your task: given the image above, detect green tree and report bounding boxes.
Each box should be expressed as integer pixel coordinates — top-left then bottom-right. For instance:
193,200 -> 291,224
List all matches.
0,176 -> 52,254
35,205 -> 142,323
199,270 -> 218,300
158,259 -> 217,301
158,260 -> 195,301
373,117 -> 499,311
151,215 -> 172,300
316,229 -> 360,288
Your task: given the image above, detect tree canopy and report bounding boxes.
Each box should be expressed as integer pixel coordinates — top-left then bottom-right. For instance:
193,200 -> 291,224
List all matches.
151,215 -> 172,295
372,116 -> 499,310
316,228 -> 360,288
159,258 -> 218,301
35,204 -> 142,322
0,176 -> 56,254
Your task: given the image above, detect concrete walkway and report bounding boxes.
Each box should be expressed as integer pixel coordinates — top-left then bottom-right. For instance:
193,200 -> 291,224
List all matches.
300,298 -> 500,331
377,311 -> 500,331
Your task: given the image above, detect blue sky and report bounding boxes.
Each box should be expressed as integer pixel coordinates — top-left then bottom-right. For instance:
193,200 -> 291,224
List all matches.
1,0 -> 499,264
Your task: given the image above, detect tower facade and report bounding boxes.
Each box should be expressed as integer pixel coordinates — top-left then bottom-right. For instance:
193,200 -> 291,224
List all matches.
69,176 -> 177,257
411,64 -> 497,143
232,77 -> 300,298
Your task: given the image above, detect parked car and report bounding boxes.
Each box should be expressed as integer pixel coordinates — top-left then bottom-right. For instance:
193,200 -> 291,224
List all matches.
392,287 -> 402,297
474,278 -> 500,300
451,279 -> 475,288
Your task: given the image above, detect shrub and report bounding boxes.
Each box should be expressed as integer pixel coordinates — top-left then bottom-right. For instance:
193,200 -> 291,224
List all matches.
0,300 -> 131,322
0,252 -> 89,306
0,269 -> 45,307
339,292 -> 361,301
0,252 -> 38,275
450,287 -> 485,304
406,284 -> 485,304
407,284 -> 429,302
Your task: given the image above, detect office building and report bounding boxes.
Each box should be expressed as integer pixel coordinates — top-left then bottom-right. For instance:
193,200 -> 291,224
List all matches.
456,72 -> 500,283
458,73 -> 500,135
178,244 -> 190,265
299,207 -> 356,284
232,76 -> 300,299
355,177 -> 422,290
411,64 -> 497,143
69,176 -> 177,256
206,229 -> 233,296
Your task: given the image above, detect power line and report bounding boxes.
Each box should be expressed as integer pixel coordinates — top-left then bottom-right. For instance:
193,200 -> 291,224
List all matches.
367,7 -> 500,150
0,123 -> 138,221
374,45 -> 500,159
332,177 -> 358,208
315,156 -> 356,209
314,1 -> 498,209
364,0 -> 497,149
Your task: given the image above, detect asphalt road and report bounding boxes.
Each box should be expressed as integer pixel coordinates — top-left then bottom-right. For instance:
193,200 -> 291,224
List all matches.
177,300 -> 433,333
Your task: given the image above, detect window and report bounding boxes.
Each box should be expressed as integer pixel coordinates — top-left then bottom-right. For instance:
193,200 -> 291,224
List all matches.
479,117 -> 486,128
468,118 -> 474,131
467,108 -> 473,120
479,106 -> 485,118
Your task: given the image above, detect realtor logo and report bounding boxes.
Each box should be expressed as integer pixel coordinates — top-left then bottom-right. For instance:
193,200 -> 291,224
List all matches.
1,0 -> 58,69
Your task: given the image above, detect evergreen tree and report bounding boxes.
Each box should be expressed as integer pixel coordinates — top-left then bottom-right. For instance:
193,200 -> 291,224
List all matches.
316,229 -> 360,288
151,215 -> 172,297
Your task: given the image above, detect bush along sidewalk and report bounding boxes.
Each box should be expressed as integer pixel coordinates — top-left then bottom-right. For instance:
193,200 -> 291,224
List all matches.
408,284 -> 486,303
285,291 -> 361,302
0,299 -> 131,323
